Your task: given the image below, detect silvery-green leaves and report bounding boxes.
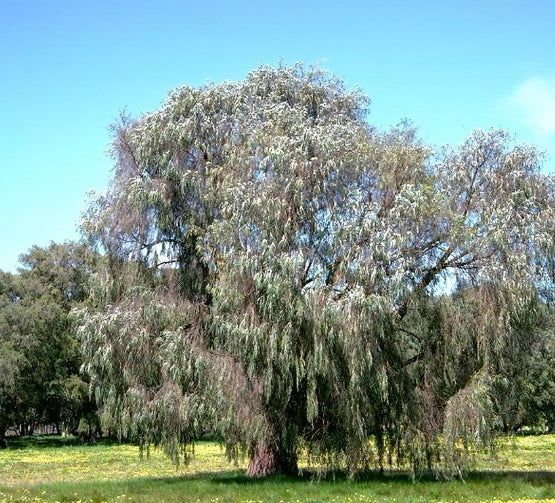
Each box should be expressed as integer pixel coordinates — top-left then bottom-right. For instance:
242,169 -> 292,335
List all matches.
78,64 -> 554,476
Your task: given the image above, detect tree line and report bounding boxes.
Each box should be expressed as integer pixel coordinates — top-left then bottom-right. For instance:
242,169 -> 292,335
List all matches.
1,65 -> 554,477
0,243 -> 98,447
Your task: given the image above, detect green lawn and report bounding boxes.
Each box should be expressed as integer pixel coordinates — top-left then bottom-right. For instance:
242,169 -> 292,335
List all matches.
0,435 -> 554,503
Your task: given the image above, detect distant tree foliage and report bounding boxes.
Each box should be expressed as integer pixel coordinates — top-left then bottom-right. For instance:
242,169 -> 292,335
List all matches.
78,64 -> 555,476
0,242 -> 97,446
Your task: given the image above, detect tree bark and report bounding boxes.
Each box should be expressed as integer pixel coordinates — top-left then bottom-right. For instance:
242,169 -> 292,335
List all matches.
246,444 -> 277,477
246,441 -> 298,477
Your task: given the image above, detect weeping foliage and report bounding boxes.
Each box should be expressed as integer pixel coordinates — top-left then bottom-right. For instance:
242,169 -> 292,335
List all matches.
77,64 -> 555,477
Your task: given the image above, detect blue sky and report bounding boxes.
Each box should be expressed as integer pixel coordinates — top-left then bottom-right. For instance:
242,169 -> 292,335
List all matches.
2,0 -> 555,272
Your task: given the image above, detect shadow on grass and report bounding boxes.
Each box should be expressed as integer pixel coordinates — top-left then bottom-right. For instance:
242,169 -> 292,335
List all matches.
466,469 -> 555,484
181,466 -> 555,486
11,467 -> 554,503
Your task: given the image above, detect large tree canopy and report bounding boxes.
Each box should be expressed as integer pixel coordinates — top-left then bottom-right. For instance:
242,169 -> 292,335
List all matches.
78,64 -> 555,476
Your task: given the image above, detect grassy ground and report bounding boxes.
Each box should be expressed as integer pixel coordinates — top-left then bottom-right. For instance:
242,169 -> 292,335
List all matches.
0,435 -> 554,503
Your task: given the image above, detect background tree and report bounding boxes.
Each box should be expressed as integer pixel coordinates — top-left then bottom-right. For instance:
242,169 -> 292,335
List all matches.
78,64 -> 555,476
0,242 -> 97,445
0,271 -> 24,447
522,321 -> 555,431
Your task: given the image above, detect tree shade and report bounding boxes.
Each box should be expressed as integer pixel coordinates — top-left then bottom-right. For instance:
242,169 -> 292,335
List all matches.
77,64 -> 555,476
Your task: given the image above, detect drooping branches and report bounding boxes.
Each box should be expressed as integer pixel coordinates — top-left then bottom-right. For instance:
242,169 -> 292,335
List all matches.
78,64 -> 555,477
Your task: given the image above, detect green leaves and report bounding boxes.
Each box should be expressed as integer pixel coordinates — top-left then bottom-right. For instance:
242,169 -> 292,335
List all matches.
79,64 -> 555,476
0,243 -> 96,441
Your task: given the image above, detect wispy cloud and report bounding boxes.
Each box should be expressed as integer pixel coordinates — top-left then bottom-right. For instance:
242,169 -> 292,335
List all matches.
508,76 -> 555,135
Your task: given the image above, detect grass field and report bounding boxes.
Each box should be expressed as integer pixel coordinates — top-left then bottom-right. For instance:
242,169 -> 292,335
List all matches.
0,435 -> 554,503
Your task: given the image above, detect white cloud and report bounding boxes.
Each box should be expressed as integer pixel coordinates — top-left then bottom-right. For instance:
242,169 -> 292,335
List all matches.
508,76 -> 555,135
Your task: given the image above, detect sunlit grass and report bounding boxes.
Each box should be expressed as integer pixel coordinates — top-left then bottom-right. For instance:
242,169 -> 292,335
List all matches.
0,435 -> 553,502
0,441 -> 243,485
476,434 -> 555,472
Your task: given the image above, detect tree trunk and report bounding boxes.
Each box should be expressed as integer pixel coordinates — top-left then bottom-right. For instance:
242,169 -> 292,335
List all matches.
0,428 -> 6,449
246,444 -> 277,477
246,441 -> 298,477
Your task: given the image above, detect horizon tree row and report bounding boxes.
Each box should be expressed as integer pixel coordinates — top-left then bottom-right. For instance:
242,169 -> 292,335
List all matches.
0,242 -> 99,446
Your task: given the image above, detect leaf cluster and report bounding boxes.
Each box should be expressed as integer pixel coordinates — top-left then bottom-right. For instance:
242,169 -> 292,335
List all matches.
78,64 -> 555,476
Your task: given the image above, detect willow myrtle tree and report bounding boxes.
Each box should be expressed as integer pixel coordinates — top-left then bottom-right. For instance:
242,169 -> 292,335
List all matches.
78,64 -> 555,477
